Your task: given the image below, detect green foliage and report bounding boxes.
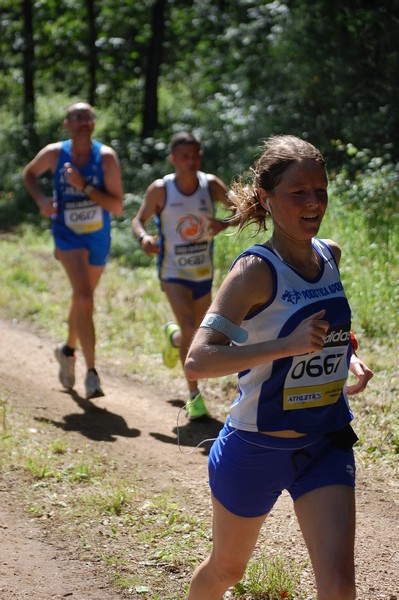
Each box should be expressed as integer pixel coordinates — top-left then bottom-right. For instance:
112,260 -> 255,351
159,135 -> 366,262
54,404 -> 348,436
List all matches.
234,553 -> 306,599
79,483 -> 136,515
2,0 -> 399,227
25,458 -> 54,480
264,1 -> 399,164
323,147 -> 399,339
331,144 -> 399,241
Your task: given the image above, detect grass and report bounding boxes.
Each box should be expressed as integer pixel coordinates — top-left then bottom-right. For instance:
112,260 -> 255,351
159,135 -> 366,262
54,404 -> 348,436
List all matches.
0,400 -> 206,598
234,554 -> 307,599
0,184 -> 398,598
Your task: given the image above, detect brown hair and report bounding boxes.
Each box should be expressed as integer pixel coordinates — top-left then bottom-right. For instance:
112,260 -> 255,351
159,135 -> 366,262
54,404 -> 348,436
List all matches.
229,135 -> 326,233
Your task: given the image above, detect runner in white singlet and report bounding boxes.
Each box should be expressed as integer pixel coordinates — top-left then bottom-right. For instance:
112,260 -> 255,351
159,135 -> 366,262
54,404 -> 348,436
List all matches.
132,132 -> 235,420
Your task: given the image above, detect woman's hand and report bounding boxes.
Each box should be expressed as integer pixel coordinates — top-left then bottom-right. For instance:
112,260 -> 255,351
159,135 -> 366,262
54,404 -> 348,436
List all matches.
347,354 -> 374,395
288,310 -> 329,355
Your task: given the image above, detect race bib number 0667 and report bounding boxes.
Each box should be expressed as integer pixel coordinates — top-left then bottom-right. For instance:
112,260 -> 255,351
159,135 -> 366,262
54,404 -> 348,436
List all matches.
283,325 -> 350,410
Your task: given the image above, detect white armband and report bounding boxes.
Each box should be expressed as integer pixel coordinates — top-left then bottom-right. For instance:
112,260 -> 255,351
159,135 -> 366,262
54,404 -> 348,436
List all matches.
200,313 -> 248,343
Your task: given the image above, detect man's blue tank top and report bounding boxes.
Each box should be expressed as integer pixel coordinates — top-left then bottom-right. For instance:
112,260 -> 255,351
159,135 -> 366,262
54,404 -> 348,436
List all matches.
52,139 -> 110,238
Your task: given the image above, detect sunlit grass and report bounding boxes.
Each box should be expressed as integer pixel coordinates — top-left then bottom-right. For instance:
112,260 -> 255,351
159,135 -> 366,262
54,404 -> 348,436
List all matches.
233,553 -> 308,600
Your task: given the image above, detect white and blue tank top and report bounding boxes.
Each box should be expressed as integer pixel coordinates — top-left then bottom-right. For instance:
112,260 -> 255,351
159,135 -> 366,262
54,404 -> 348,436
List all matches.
155,171 -> 214,282
229,239 -> 353,434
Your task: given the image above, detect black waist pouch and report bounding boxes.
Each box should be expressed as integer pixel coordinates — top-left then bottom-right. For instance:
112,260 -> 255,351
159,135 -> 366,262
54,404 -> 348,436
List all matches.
326,424 -> 358,451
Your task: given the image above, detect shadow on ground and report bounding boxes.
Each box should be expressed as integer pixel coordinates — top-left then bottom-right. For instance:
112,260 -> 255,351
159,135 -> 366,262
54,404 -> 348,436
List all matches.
34,389 -> 140,442
149,397 -> 224,456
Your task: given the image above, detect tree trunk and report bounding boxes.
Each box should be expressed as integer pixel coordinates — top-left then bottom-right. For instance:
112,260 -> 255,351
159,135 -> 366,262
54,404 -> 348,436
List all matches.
141,0 -> 166,139
86,0 -> 97,106
22,0 -> 36,147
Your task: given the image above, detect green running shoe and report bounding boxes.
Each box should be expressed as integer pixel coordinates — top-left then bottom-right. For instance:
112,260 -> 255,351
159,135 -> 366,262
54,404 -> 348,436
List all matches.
186,392 -> 210,421
162,322 -> 180,368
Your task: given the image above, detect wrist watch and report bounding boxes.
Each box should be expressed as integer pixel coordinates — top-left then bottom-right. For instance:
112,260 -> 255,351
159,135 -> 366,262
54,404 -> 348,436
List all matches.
83,183 -> 94,196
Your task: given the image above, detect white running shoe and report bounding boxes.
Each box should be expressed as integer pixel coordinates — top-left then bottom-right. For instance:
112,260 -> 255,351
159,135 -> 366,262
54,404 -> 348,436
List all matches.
54,345 -> 76,389
85,370 -> 104,399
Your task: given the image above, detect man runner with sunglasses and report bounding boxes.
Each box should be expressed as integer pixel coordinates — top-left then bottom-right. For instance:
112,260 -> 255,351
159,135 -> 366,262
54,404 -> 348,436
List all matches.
23,101 -> 123,399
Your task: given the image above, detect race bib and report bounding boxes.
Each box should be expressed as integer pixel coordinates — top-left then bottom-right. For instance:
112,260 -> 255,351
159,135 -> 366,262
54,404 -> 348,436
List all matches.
64,201 -> 103,234
175,241 -> 211,279
283,324 -> 350,410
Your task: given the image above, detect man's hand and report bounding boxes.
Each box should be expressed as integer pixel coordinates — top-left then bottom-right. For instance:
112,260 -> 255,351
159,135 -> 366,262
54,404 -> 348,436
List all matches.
140,235 -> 160,255
64,162 -> 85,190
38,197 -> 57,218
207,217 -> 229,237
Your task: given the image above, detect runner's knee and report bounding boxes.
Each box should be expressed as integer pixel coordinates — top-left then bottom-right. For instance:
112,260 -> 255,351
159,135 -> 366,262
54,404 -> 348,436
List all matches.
210,556 -> 247,589
74,291 -> 94,315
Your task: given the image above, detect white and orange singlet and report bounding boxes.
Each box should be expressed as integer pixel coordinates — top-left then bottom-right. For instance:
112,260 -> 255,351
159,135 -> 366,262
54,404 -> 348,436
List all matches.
155,171 -> 215,282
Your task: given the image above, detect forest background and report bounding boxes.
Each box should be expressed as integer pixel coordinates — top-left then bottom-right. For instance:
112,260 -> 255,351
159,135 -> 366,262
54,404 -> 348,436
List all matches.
1,0 -> 399,215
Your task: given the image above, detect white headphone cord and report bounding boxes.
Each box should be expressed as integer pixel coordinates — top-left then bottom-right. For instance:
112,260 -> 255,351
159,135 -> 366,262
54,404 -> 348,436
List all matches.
176,381 -> 237,455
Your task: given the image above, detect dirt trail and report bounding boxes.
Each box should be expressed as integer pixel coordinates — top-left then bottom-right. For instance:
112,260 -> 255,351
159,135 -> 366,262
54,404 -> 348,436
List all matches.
0,318 -> 398,599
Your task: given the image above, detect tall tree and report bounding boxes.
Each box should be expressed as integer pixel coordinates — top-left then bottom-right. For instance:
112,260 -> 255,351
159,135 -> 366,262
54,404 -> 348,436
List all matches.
269,0 -> 399,161
22,0 -> 36,145
86,0 -> 97,105
141,0 -> 166,139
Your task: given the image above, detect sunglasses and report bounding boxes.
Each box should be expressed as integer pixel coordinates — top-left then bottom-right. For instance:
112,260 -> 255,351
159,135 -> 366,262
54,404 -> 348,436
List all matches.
67,113 -> 95,122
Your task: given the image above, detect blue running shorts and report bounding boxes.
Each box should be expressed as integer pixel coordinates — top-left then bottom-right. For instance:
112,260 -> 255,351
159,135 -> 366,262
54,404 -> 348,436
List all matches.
52,223 -> 111,267
209,421 -> 356,518
161,278 -> 212,300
